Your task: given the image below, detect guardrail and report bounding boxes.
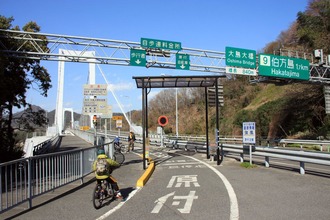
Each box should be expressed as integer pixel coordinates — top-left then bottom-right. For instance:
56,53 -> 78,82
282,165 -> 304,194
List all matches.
73,129 -> 330,176
279,139 -> 330,151
33,134 -> 61,155
221,144 -> 330,175
150,137 -> 330,175
0,145 -> 101,213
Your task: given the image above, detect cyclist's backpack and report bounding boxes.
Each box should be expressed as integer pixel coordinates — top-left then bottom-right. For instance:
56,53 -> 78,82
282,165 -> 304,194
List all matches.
96,158 -> 108,175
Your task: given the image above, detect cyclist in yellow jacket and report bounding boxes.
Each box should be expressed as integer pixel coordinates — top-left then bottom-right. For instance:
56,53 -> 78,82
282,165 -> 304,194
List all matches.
92,149 -> 123,200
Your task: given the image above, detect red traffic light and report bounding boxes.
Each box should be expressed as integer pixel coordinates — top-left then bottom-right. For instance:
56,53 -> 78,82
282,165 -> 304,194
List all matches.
158,115 -> 168,127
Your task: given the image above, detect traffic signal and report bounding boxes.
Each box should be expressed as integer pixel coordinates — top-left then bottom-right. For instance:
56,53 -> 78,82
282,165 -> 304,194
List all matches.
93,115 -> 97,126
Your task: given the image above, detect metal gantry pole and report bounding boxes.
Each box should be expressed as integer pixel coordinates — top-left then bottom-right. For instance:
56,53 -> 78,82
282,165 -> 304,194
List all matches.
215,78 -> 222,165
205,87 -> 210,159
142,80 -> 146,170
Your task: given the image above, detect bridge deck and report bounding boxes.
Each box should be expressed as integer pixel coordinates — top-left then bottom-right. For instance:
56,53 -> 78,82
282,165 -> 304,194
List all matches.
56,134 -> 94,151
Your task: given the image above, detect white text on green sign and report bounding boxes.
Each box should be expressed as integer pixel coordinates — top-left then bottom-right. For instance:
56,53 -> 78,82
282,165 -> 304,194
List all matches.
130,49 -> 146,67
141,38 -> 181,51
225,67 -> 257,76
176,53 -> 190,70
258,54 -> 310,80
225,47 -> 256,68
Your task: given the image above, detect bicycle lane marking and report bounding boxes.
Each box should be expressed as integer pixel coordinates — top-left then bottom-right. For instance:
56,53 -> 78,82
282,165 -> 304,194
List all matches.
178,153 -> 239,220
95,187 -> 141,220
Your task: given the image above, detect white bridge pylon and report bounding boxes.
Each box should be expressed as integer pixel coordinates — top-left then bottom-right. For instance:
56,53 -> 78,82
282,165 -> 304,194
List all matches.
63,108 -> 74,129
55,49 -> 95,135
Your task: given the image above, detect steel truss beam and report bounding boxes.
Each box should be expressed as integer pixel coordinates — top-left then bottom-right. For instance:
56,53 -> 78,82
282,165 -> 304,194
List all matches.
0,29 -> 226,74
1,29 -> 330,83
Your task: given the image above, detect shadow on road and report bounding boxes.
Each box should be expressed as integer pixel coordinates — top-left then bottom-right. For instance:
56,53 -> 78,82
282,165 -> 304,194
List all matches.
5,177 -> 95,220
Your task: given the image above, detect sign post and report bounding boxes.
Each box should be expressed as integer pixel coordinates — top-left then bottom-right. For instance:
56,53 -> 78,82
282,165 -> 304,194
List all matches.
158,116 -> 168,148
113,116 -> 123,137
243,122 -> 256,165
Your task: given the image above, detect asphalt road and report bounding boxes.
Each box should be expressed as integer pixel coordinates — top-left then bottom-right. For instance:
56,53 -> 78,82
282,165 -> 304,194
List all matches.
2,146 -> 330,220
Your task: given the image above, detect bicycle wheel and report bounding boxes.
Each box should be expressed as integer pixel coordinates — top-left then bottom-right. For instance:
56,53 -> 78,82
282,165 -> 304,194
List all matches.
120,144 -> 127,153
92,185 -> 103,209
107,183 -> 115,200
113,152 -> 125,165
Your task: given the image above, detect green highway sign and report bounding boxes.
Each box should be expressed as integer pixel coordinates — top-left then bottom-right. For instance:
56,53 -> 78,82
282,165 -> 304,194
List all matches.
258,54 -> 310,80
226,46 -> 256,68
141,38 -> 181,51
130,49 -> 146,67
176,53 -> 190,70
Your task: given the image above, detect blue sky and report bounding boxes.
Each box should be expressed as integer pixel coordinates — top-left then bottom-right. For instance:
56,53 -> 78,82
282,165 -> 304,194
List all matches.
1,0 -> 309,115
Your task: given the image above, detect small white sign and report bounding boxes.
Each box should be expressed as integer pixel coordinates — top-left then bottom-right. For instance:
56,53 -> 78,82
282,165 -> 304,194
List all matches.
243,122 -> 256,144
226,66 -> 257,76
116,119 -> 122,128
82,98 -> 108,114
100,105 -> 113,118
83,84 -> 107,96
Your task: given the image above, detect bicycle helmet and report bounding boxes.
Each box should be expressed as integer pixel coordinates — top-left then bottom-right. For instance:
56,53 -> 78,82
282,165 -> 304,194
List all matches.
97,149 -> 105,155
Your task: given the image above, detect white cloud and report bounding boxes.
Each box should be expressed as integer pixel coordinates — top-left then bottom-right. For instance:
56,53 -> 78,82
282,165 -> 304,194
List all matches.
108,82 -> 135,92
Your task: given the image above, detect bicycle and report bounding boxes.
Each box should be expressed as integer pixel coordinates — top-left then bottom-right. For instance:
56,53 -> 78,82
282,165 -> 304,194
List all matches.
114,142 -> 127,153
113,142 -> 125,165
92,179 -> 115,209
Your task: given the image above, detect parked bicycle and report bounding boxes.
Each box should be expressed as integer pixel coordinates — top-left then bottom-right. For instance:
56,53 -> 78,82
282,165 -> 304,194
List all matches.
113,137 -> 126,165
92,179 -> 115,209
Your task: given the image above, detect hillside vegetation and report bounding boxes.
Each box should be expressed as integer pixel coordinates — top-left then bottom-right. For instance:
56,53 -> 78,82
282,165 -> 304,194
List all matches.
145,0 -> 330,141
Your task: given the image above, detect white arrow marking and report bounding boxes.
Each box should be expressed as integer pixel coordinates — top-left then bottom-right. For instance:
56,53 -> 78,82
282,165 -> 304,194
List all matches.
151,191 -> 175,213
135,59 -> 141,64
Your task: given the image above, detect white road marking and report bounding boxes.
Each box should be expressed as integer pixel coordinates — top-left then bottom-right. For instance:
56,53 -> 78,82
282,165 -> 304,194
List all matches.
178,153 -> 239,220
96,152 -> 239,220
160,162 -> 201,166
95,187 -> 141,220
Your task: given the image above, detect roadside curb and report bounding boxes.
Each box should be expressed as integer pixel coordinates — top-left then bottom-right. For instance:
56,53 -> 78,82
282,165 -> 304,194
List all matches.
136,157 -> 155,187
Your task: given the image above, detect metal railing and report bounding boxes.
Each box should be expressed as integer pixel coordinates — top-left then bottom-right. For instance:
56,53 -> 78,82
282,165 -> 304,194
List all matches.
0,145 -> 102,213
279,139 -> 330,152
149,136 -> 330,175
74,130 -> 330,175
220,144 -> 330,175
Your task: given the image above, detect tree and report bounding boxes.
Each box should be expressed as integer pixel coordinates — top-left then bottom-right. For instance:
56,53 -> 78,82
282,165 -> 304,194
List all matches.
0,16 -> 52,162
296,0 -> 330,53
